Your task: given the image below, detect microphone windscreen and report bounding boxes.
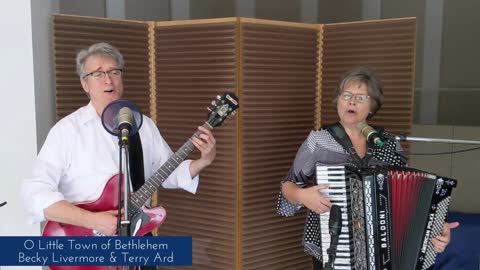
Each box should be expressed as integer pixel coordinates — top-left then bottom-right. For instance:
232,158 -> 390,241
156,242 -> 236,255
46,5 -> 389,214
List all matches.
101,99 -> 143,137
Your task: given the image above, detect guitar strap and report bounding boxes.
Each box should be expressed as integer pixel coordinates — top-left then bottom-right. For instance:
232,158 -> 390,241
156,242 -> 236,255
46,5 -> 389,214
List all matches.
325,122 -> 373,168
128,132 -> 145,192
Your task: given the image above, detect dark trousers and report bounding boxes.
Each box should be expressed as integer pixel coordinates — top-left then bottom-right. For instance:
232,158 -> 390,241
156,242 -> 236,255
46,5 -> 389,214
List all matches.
313,257 -> 324,270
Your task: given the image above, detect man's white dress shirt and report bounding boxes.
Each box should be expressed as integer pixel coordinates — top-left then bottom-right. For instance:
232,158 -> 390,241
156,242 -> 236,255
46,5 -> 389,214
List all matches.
22,102 -> 198,224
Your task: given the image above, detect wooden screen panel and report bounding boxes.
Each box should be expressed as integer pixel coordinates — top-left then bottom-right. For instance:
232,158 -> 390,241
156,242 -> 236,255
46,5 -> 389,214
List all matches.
154,19 -> 238,270
319,18 -> 417,137
53,14 -> 151,119
240,19 -> 318,270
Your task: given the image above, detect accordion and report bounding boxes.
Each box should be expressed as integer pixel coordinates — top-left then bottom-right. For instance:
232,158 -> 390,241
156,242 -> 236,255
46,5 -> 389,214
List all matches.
316,165 -> 457,270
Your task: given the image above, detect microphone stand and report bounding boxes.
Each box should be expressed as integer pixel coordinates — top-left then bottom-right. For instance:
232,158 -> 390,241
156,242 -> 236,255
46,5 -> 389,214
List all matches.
118,130 -> 132,270
101,101 -> 144,270
395,134 -> 480,145
324,205 -> 342,270
324,233 -> 340,270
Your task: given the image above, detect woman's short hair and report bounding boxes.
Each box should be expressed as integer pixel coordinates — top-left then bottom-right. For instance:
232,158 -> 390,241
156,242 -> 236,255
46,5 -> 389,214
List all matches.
332,66 -> 384,119
76,42 -> 124,79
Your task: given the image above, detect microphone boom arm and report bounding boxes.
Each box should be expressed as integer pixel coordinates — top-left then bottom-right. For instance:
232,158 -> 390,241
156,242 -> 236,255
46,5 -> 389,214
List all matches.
395,135 -> 480,145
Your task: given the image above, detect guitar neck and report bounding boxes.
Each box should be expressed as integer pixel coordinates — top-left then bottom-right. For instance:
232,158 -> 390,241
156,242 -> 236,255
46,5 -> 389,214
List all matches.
129,123 -> 212,215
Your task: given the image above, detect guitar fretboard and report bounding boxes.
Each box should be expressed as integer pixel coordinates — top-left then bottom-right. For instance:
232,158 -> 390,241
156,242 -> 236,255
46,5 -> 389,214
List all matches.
128,123 -> 211,218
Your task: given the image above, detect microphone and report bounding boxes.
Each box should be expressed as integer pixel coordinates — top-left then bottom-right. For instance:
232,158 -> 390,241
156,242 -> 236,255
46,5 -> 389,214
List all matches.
101,100 -> 143,138
357,122 -> 385,147
325,204 -> 342,270
117,107 -> 133,141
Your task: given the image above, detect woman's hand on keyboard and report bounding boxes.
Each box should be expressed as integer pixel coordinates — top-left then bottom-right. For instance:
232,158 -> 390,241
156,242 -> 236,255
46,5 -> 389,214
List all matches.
299,184 -> 332,214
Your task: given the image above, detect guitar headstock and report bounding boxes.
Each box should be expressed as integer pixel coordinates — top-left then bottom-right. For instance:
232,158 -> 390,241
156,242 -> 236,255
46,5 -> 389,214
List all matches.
207,92 -> 239,128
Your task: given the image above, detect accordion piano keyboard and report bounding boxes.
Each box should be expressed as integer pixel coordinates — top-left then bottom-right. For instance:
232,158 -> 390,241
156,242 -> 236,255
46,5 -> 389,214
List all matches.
316,165 -> 355,270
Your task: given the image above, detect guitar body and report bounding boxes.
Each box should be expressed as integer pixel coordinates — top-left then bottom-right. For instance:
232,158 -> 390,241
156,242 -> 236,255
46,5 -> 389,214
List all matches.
42,174 -> 167,270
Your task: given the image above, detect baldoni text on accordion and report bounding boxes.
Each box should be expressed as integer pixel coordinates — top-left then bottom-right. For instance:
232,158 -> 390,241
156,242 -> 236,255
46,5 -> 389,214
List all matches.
316,165 -> 457,270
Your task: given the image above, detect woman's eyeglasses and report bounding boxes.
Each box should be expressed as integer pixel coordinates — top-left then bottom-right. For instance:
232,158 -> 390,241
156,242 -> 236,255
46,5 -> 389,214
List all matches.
340,91 -> 370,103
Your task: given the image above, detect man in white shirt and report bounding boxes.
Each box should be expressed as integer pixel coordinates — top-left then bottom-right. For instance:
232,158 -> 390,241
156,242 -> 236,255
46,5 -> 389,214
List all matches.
21,42 -> 216,238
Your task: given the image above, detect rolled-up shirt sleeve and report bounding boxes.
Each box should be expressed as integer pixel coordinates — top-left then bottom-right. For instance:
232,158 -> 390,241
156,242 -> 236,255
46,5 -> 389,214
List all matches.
143,117 -> 199,194
161,159 -> 199,193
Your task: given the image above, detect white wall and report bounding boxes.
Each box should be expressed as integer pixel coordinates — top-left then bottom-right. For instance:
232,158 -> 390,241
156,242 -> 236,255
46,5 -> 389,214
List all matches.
0,1 -> 41,270
0,0 -> 39,235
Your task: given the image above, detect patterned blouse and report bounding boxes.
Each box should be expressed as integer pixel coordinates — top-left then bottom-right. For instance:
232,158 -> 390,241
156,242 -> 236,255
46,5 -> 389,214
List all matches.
276,126 -> 407,262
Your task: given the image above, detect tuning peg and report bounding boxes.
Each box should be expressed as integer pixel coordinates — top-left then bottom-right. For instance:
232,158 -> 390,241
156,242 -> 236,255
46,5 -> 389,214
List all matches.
211,100 -> 216,106
207,107 -> 212,112
216,95 -> 222,100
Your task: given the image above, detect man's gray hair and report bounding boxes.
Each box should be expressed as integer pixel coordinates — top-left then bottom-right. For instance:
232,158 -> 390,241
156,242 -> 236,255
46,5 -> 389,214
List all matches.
76,42 -> 124,79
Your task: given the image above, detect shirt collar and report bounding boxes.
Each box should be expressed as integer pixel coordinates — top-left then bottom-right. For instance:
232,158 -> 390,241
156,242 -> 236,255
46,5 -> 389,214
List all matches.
78,101 -> 100,126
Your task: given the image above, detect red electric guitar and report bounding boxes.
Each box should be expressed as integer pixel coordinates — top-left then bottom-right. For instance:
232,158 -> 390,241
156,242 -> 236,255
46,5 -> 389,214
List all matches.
42,93 -> 239,270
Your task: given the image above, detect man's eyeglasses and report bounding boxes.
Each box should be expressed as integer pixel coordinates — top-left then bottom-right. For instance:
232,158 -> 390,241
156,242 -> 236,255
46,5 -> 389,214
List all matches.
340,91 -> 370,103
83,68 -> 123,80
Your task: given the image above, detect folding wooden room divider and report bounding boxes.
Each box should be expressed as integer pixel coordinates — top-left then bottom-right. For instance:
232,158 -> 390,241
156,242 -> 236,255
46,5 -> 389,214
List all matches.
53,15 -> 416,269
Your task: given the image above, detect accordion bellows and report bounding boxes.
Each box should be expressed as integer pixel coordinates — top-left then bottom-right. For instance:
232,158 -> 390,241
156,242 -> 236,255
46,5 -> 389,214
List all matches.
316,165 -> 457,270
